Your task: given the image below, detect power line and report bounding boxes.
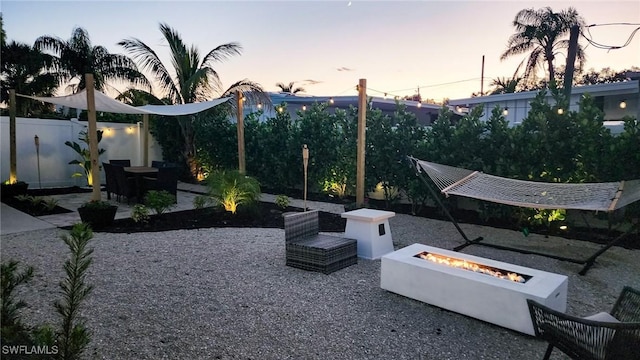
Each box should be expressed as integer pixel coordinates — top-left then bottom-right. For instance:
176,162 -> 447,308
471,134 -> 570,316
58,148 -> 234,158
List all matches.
581,23 -> 640,50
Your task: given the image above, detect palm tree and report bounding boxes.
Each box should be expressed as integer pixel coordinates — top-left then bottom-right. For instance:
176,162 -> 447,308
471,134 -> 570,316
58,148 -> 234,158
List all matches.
276,81 -> 305,94
1,41 -> 59,116
118,23 -> 271,178
500,7 -> 586,86
34,27 -> 150,93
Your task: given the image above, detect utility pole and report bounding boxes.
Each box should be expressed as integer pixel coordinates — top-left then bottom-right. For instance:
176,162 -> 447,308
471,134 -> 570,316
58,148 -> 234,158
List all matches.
563,25 -> 580,99
481,55 -> 485,96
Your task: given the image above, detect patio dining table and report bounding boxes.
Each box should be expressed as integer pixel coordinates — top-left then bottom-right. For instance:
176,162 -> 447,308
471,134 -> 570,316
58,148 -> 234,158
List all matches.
124,166 -> 159,202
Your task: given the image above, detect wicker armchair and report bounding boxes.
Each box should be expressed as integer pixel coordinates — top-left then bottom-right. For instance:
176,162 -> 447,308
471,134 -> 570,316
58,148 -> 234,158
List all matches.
527,286 -> 640,360
284,210 -> 357,274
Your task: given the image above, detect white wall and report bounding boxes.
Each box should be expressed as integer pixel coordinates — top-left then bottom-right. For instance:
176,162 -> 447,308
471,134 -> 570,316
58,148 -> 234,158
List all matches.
1,117 -> 163,188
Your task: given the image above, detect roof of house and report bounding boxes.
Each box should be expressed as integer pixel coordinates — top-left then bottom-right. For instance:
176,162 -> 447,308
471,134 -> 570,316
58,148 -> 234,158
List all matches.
449,80 -> 639,106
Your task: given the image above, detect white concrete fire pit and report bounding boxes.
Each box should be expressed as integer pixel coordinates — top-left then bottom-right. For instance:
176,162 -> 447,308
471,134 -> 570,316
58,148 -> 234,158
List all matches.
380,244 -> 568,335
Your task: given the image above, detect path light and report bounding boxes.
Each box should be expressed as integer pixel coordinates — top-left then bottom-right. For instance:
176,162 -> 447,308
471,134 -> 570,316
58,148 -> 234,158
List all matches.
302,144 -> 309,212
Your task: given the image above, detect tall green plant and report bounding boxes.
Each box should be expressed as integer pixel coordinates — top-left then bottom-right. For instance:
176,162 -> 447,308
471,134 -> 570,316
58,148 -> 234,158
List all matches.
56,223 -> 94,360
64,130 -> 105,187
1,260 -> 34,346
0,223 -> 94,360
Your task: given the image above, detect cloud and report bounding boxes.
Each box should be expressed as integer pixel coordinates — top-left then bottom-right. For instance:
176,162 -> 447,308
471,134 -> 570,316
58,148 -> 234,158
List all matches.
301,79 -> 323,85
336,67 -> 355,72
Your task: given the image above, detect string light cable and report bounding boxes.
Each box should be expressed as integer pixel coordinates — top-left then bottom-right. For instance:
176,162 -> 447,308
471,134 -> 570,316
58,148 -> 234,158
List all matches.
581,23 -> 640,50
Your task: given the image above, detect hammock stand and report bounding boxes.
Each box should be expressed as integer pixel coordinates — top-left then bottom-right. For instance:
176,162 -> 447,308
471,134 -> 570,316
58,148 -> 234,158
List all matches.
407,157 -> 639,275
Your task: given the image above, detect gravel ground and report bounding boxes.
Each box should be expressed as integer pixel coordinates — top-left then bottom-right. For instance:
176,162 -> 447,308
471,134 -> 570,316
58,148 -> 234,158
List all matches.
1,213 -> 639,360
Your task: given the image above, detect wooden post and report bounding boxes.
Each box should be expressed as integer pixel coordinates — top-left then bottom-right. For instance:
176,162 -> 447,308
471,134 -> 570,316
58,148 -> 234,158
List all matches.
143,113 -> 149,166
85,74 -> 102,202
356,78 -> 367,207
236,90 -> 246,174
9,89 -> 17,183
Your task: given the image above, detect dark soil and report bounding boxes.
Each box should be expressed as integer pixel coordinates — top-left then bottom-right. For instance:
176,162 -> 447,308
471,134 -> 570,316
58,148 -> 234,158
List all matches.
67,202 -> 347,234
3,186 -> 638,249
1,190 -> 76,216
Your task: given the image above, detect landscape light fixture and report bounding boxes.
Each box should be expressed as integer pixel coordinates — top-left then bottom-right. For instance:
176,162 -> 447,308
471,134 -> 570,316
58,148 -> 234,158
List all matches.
619,100 -> 627,109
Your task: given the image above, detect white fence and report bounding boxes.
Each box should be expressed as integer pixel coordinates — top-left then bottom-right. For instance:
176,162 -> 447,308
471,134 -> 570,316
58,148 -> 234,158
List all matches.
1,116 -> 163,188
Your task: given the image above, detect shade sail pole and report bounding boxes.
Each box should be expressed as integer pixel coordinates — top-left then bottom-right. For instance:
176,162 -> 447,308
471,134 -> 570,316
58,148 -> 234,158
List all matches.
143,113 -> 149,166
85,74 -> 101,202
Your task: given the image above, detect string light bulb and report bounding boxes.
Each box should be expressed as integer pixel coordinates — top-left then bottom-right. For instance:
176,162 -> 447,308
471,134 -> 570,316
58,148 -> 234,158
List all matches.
502,107 -> 509,116
302,105 -> 307,111
278,107 -> 283,113
257,103 -> 263,109
329,97 -> 334,104
557,108 -> 564,115
619,100 -> 627,109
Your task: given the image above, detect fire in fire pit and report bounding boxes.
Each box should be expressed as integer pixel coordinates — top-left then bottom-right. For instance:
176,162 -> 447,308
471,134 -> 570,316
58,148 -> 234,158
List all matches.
414,252 -> 531,283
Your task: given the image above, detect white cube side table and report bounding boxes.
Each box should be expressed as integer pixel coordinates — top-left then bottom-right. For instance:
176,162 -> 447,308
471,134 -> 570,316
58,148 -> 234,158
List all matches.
341,209 -> 395,260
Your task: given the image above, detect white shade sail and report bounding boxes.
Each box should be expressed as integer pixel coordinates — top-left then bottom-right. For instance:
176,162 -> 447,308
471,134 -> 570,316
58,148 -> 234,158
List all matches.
19,89 -> 230,116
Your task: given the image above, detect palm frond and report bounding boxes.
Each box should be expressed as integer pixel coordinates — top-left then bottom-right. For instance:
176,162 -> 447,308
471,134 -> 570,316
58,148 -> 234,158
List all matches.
118,37 -> 180,103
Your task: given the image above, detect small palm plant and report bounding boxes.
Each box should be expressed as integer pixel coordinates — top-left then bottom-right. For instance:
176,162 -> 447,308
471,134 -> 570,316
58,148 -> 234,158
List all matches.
206,170 -> 261,214
64,130 -> 106,187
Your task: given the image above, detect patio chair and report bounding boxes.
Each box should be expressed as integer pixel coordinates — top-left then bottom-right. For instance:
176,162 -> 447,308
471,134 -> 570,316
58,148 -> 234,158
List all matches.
142,166 -> 178,202
527,286 -> 640,360
112,164 -> 137,204
102,162 -> 119,200
284,210 -> 357,274
110,159 -> 131,167
151,160 -> 165,168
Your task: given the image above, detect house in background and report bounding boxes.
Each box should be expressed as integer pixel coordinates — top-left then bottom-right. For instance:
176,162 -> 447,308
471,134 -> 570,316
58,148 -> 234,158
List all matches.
244,93 -> 462,126
448,79 -> 639,133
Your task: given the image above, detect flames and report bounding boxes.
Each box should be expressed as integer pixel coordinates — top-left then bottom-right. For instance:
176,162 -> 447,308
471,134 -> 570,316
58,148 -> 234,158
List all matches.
417,252 -> 526,283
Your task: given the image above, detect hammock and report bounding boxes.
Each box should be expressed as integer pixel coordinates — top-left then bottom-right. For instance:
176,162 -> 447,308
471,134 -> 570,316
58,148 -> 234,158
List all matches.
408,157 -> 640,275
412,158 -> 640,212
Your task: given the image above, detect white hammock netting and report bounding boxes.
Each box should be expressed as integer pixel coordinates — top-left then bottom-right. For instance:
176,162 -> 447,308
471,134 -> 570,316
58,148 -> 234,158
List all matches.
413,159 -> 640,212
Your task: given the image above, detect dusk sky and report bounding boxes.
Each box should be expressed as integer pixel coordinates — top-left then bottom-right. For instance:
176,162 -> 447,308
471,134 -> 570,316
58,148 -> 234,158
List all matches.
2,0 -> 639,101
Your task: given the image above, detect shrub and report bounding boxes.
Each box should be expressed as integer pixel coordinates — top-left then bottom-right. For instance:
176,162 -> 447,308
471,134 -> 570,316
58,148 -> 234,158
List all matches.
41,197 -> 59,211
193,195 -> 212,209
274,195 -> 290,209
1,260 -> 35,345
0,223 -> 95,359
131,204 -> 150,223
205,170 -> 261,214
56,223 -> 94,359
144,190 -> 176,215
